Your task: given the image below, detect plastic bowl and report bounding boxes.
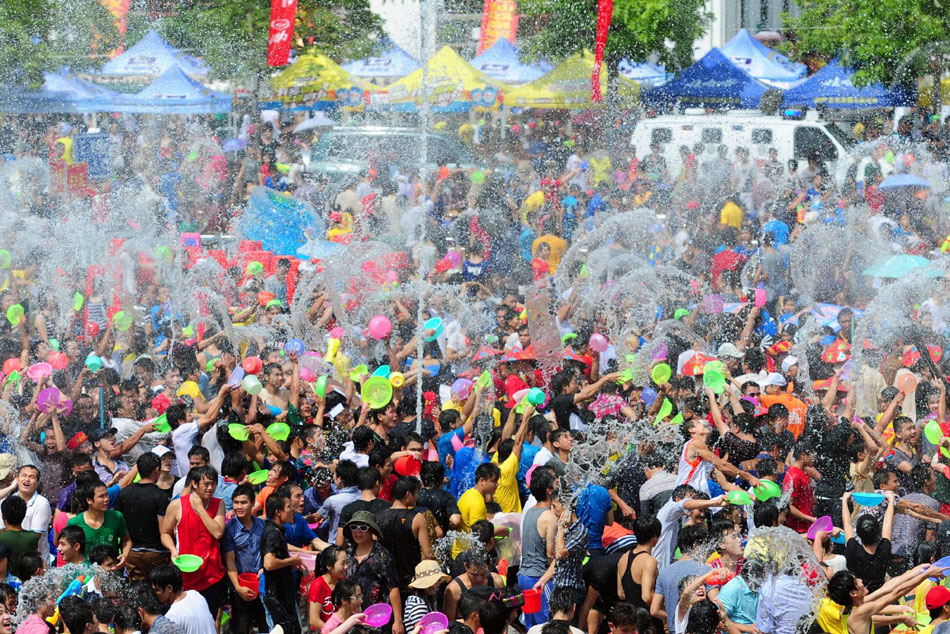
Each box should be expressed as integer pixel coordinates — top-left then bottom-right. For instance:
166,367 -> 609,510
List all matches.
363,603 -> 393,627
806,515 -> 834,541
419,612 -> 450,634
228,423 -> 250,441
173,554 -> 203,573
361,376 -> 393,409
753,480 -> 782,502
247,470 -> 269,485
852,492 -> 885,506
265,422 -> 291,441
726,490 -> 752,506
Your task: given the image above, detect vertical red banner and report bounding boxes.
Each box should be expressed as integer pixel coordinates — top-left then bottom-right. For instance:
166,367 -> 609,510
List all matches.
267,0 -> 298,67
591,0 -> 613,102
477,0 -> 519,55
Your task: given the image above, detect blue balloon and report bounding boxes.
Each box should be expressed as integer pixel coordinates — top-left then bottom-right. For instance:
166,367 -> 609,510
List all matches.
641,386 -> 658,407
284,338 -> 305,356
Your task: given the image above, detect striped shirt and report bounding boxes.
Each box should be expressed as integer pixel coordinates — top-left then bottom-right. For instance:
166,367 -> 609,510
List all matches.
403,595 -> 432,631
553,520 -> 589,590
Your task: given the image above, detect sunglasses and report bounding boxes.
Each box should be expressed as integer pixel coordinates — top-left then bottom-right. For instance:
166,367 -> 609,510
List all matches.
350,524 -> 371,533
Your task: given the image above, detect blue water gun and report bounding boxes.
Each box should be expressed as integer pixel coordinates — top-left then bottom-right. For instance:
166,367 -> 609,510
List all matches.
47,575 -> 86,626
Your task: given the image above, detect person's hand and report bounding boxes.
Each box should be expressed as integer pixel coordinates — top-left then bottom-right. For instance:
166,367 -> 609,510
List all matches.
236,585 -> 256,602
140,421 -> 156,434
345,614 -> 366,627
884,490 -> 896,504
618,502 -> 636,519
392,620 -> 405,634
532,578 -> 546,590
190,493 -> 204,513
289,351 -> 298,364
116,553 -> 127,568
169,547 -> 179,560
898,612 -> 916,629
710,494 -> 726,506
842,491 -> 852,503
289,555 -> 303,568
745,474 -> 761,488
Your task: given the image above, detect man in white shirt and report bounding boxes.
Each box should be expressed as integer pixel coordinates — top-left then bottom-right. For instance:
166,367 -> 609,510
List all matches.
169,385 -> 232,477
148,563 -> 216,634
0,464 -> 52,562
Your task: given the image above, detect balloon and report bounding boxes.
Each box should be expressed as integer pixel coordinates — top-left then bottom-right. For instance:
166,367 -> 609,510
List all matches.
527,388 -> 546,405
589,333 -> 608,353
897,373 -> 918,393
651,363 -> 672,385
246,261 -> 264,276
470,170 -> 485,184
242,356 -> 263,375
241,375 -> 263,395
329,327 -> 345,339
641,386 -> 658,406
925,419 -> 944,446
654,398 -> 673,424
37,387 -> 61,414
2,358 -> 20,376
72,292 -> 84,311
315,375 -> 327,398
84,355 -> 102,372
367,315 -> 393,340
451,378 -> 474,401
284,339 -> 305,356
112,311 -> 132,332
0,250 -> 10,269
48,352 -> 68,370
445,251 -> 462,268
5,304 -> 24,326
86,322 -> 100,337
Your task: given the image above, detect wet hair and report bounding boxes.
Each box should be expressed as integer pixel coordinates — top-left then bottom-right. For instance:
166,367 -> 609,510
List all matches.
353,425 -> 375,452
542,622 -> 572,634
58,525 -> 86,553
335,460 -> 360,487
915,541 -> 939,566
266,494 -> 290,519
458,589 -> 486,620
270,460 -> 295,481
148,563 -> 183,594
420,460 -> 445,488
90,544 -> 119,566
114,604 -> 141,632
357,466 -> 382,491
672,485 -> 697,501
369,446 -> 392,470
478,597 -> 510,634
136,452 -> 161,479
910,463 -> 933,492
856,515 -> 882,545
60,595 -> 95,634
711,520 -> 738,545
529,466 -> 555,502
471,520 -> 494,547
686,599 -> 721,634
186,465 -> 218,487
92,596 -> 116,624
187,445 -> 211,462
391,476 -> 420,501
231,484 -> 255,504
17,551 -> 44,581
753,501 -> 779,528
474,462 -> 501,483
633,516 -> 662,544
222,452 -> 249,480
828,570 -> 858,608
1,496 -> 26,526
330,579 -> 361,605
133,583 -> 167,616
609,602 -> 640,627
872,467 -> 897,490
757,459 -> 778,477
678,524 -> 709,553
165,403 -> 188,429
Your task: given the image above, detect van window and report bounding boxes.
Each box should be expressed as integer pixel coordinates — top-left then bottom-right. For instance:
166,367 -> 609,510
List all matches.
794,127 -> 838,161
651,128 -> 672,144
701,128 -> 722,144
752,129 -> 772,144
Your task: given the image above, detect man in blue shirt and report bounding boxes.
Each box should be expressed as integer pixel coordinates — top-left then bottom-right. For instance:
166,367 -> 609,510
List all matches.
577,482 -> 614,556
222,485 -> 267,634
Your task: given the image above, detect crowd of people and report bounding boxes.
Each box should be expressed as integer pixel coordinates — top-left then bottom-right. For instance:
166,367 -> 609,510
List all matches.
0,104 -> 949,634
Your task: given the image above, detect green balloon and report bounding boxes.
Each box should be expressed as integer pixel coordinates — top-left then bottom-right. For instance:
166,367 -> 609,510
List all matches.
651,363 -> 671,385
925,419 -> 944,446
5,304 -> 24,326
72,292 -> 84,311
0,250 -> 11,269
48,338 -> 59,351
156,246 -> 171,259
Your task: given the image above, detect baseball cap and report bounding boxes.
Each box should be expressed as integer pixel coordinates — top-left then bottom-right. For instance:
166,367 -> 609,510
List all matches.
927,586 -> 950,610
781,356 -> 799,372
151,446 -> 174,458
718,343 -> 744,359
758,372 -> 788,388
90,428 -> 118,443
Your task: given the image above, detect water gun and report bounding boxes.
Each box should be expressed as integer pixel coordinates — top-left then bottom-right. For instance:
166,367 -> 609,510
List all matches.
46,575 -> 86,626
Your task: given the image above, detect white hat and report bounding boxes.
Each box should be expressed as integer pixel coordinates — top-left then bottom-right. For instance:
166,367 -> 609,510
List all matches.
151,446 -> 173,458
759,372 -> 788,388
718,343 -> 745,359
781,356 -> 799,372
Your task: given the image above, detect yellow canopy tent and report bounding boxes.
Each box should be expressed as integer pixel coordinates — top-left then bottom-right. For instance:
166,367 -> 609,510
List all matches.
917,76 -> 950,107
373,46 -> 503,113
269,54 -> 376,111
504,50 -> 637,109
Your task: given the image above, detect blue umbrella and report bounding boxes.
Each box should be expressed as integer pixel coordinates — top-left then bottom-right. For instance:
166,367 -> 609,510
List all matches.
862,254 -> 931,278
879,173 -> 931,189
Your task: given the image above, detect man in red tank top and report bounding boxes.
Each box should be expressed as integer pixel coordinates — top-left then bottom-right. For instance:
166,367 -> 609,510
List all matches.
160,465 -> 227,617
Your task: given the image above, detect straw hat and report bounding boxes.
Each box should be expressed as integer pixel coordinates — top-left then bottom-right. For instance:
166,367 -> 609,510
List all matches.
0,454 -> 14,481
408,560 -> 450,589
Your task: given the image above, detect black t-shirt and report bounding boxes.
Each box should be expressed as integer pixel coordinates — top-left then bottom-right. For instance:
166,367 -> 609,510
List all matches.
551,394 -> 579,430
583,551 -> 624,610
417,488 -> 459,533
113,483 -> 170,550
376,507 -> 420,590
261,520 -> 295,600
845,537 -> 892,593
340,498 -> 391,530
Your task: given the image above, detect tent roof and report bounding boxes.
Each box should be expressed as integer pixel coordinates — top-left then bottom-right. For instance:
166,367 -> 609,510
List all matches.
0,71 -> 133,113
99,30 -> 208,78
341,38 -> 421,78
618,59 -> 670,85
782,61 -> 915,109
646,48 -> 770,109
505,50 -> 609,109
269,53 -> 375,111
468,38 -> 550,84
378,46 -> 502,112
124,65 -> 230,113
720,29 -> 805,84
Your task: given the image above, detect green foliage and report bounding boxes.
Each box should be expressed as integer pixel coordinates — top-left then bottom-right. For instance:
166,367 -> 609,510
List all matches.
129,0 -> 385,83
519,0 -> 711,70
787,0 -> 950,86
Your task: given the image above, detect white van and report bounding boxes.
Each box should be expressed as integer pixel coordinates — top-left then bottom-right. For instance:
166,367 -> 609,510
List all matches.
629,110 -> 856,187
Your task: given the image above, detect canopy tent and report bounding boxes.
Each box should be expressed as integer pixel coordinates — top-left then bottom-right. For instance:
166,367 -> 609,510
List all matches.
96,30 -> 208,79
468,38 -> 551,84
618,60 -> 670,86
0,71 -> 134,113
720,29 -> 805,87
267,54 -> 375,111
341,38 -> 421,79
118,65 -> 231,114
373,46 -> 502,113
645,48 -> 769,110
505,50 -> 638,109
782,61 -> 915,109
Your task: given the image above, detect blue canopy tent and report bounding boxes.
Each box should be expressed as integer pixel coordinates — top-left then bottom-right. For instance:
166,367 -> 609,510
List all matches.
96,30 -> 208,79
618,59 -> 670,86
0,71 -> 135,113
720,29 -> 806,87
782,61 -> 915,109
341,38 -> 420,79
118,66 -> 231,114
645,48 -> 770,109
468,38 -> 551,84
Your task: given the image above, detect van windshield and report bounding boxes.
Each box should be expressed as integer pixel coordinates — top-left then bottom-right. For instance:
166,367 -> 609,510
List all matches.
824,122 -> 855,150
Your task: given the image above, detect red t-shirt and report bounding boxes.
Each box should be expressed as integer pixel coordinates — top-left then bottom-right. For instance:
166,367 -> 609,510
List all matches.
307,576 -> 335,623
783,465 -> 814,533
710,249 -> 746,288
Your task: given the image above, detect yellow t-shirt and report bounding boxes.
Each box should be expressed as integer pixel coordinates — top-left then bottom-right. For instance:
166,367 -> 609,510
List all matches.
457,487 -> 487,532
490,452 -> 522,514
720,201 -> 742,230
817,598 -> 848,634
177,380 -> 205,403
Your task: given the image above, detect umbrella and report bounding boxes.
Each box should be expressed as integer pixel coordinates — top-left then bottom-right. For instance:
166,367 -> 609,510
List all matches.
678,350 -> 717,376
862,254 -> 931,278
472,345 -> 502,362
293,112 -> 337,133
879,173 -> 932,189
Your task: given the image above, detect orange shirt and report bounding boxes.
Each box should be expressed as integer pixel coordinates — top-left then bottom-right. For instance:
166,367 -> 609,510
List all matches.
762,392 -> 807,439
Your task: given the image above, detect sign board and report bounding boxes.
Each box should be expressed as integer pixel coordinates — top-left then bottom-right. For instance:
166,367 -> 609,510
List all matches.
73,133 -> 112,180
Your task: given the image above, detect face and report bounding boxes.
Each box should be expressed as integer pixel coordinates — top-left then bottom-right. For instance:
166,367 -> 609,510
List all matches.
349,521 -> 373,543
232,494 -> 253,519
164,369 -> 181,391
189,454 -> 207,470
195,476 -> 217,500
406,439 -> 424,454
719,529 -> 743,557
96,434 -> 116,453
290,486 -> 305,513
0,602 -> 12,634
278,500 -> 295,524
17,467 -> 39,495
331,551 -> 348,579
554,432 -> 573,452
347,590 -> 364,610
881,472 -> 900,492
466,564 -> 489,586
151,584 -> 174,604
161,455 -> 174,472
90,486 -> 109,512
378,457 -> 393,479
99,557 -> 118,573
266,465 -> 286,488
58,537 -> 81,561
481,475 -> 499,495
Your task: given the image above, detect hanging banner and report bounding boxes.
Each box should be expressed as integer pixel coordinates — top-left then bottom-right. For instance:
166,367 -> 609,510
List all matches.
477,0 -> 518,55
100,0 -> 130,53
267,0 -> 298,67
591,0 -> 613,102
73,133 -> 112,180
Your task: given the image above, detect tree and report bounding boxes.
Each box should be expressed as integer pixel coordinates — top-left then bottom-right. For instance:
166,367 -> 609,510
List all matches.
128,0 -> 385,84
787,0 -> 950,88
519,0 -> 711,70
0,0 -> 119,85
